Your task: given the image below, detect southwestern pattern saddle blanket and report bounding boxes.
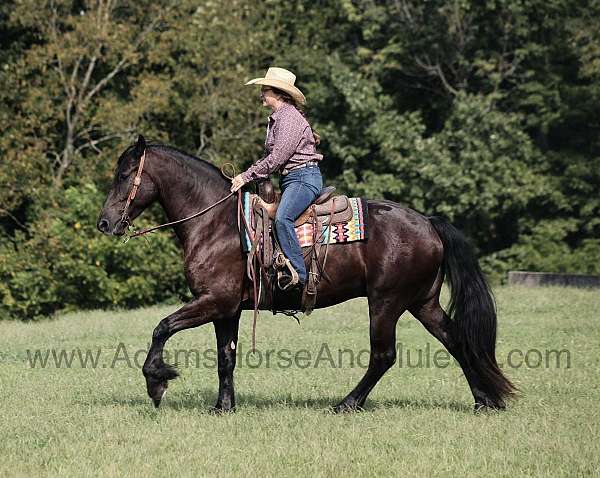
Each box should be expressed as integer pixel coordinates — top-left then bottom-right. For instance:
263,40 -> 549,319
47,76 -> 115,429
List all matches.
241,192 -> 368,251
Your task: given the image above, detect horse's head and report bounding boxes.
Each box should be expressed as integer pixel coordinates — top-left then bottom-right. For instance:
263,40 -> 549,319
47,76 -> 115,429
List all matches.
97,135 -> 158,236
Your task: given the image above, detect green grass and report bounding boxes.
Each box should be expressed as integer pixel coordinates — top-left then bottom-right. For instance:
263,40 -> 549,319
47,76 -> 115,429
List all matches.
1,286 -> 599,477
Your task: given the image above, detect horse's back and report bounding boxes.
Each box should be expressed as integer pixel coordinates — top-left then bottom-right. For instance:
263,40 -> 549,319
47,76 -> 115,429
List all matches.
364,198 -> 443,280
313,198 -> 443,308
365,198 -> 442,254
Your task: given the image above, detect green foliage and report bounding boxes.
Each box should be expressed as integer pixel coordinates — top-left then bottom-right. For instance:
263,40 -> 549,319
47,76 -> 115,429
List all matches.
1,0 -> 599,317
481,220 -> 600,283
334,89 -> 545,250
0,184 -> 189,320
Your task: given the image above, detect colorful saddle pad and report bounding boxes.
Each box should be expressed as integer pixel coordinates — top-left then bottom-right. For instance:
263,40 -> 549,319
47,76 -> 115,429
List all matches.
241,192 -> 368,251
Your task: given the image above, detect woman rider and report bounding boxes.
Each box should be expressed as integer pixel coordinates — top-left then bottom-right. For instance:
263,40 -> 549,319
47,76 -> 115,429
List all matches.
230,67 -> 323,295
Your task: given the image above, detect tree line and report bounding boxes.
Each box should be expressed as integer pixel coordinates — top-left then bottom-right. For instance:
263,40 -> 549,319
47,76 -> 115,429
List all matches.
1,0 -> 599,319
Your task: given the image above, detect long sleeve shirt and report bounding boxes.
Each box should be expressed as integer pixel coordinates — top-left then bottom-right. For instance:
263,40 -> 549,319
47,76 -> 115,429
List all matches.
241,102 -> 323,183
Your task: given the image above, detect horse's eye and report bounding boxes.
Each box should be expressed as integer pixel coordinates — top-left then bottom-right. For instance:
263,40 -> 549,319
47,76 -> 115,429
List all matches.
119,172 -> 129,182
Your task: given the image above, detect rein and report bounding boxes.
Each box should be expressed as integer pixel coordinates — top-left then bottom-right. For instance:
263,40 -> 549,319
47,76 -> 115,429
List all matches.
129,192 -> 235,238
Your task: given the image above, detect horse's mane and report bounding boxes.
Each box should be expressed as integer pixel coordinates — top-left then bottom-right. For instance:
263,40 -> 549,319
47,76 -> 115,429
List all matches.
148,144 -> 224,178
118,141 -> 227,184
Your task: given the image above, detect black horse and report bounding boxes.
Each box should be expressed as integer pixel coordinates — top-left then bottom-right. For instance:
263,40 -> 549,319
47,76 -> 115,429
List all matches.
97,135 -> 515,412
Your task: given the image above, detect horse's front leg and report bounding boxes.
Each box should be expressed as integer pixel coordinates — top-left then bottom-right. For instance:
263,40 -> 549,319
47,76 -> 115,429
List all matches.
211,315 -> 241,413
142,294 -> 237,408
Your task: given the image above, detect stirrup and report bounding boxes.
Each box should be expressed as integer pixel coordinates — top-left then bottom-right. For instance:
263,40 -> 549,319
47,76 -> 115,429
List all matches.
276,258 -> 299,291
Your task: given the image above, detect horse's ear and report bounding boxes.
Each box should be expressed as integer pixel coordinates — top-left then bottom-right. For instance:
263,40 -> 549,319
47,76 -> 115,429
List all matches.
134,134 -> 146,158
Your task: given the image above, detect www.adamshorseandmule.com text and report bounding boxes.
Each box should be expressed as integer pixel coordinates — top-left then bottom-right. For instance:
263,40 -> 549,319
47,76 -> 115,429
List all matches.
24,342 -> 571,370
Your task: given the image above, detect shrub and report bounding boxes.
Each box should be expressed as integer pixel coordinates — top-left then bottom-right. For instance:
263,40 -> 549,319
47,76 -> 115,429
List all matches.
0,184 -> 190,320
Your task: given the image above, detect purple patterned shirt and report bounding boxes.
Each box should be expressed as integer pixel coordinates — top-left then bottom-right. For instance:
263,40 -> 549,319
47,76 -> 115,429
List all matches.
241,103 -> 323,183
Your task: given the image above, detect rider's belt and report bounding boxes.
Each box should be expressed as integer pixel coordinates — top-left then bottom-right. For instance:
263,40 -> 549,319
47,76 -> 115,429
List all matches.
281,161 -> 319,176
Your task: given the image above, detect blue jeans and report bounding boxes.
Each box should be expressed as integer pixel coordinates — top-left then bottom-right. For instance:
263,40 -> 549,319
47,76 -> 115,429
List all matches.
274,165 -> 323,284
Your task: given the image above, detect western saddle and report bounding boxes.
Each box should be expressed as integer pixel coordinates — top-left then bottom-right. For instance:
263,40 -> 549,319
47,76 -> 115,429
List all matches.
256,183 -> 353,226
244,179 -> 353,316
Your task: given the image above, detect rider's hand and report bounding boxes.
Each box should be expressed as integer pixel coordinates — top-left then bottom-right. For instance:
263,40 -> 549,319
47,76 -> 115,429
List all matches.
230,174 -> 246,192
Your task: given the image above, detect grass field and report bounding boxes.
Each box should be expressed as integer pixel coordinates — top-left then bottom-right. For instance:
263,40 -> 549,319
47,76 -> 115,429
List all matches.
1,285 -> 598,477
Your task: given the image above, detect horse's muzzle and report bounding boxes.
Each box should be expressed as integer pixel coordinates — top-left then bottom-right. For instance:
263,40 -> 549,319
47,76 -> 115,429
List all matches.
97,217 -> 126,236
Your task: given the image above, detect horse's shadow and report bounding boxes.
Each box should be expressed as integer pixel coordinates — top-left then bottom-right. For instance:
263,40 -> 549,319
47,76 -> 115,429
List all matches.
83,389 -> 472,414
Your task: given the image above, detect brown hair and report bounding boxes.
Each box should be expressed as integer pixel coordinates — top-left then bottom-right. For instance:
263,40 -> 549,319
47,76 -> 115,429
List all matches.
270,87 -> 321,146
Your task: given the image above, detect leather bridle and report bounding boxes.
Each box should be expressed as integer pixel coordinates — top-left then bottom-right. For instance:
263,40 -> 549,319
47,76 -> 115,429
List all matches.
119,150 -> 147,226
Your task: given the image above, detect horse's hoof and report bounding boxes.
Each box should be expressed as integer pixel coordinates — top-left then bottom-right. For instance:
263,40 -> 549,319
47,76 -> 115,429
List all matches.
209,404 -> 236,415
146,379 -> 168,408
474,400 -> 505,413
331,399 -> 363,414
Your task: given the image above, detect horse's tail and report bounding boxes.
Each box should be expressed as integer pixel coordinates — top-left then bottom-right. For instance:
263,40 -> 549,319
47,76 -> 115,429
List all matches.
429,216 -> 516,408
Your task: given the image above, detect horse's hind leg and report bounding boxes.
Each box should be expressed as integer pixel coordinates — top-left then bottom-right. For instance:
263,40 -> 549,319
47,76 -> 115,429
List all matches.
333,298 -> 404,413
409,296 -> 499,410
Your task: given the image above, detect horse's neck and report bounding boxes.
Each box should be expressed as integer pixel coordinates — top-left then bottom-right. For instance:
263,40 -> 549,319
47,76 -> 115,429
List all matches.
150,151 -> 235,245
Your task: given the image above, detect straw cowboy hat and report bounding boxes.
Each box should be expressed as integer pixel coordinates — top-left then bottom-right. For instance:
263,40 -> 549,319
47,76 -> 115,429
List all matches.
245,67 -> 306,105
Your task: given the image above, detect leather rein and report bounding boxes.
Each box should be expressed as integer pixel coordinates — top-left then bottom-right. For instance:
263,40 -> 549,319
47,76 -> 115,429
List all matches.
119,149 -> 236,239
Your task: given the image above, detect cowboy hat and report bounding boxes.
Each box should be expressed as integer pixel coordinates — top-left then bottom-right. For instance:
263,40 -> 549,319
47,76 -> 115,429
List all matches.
245,67 -> 306,105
